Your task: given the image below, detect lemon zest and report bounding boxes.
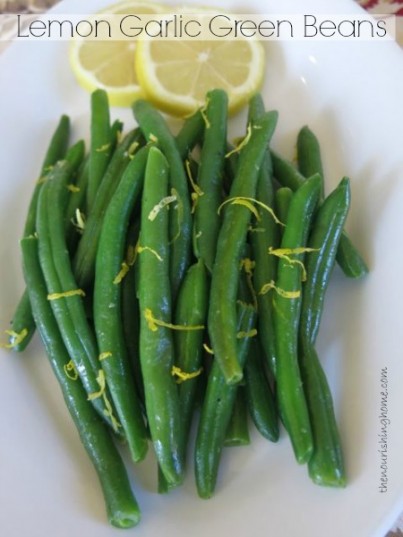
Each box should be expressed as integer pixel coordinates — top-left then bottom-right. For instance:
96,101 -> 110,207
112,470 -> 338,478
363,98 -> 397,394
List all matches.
185,159 -> 204,213
259,280 -> 300,299
113,242 -> 138,284
240,257 -> 258,309
66,184 -> 80,193
103,395 -> 121,433
144,308 -> 205,333
218,196 -> 284,226
87,368 -> 120,431
96,143 -> 111,153
269,247 -> 319,282
2,328 -> 28,349
148,193 -> 177,221
171,365 -> 203,384
225,123 -> 252,158
170,187 -> 183,244
128,140 -> 140,157
116,128 -> 123,144
203,343 -> 214,355
71,209 -> 86,234
47,289 -> 85,300
87,370 -> 106,401
237,328 -> 258,339
185,160 -> 204,197
270,247 -> 319,256
240,257 -> 255,273
248,225 -> 265,233
113,262 -> 130,284
99,352 -> 112,361
200,104 -> 211,129
63,360 -> 78,381
137,244 -> 162,262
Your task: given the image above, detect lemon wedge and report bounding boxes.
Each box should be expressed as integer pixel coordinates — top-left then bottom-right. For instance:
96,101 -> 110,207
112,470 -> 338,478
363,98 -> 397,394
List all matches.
69,0 -> 167,107
135,32 -> 265,116
69,1 -> 266,114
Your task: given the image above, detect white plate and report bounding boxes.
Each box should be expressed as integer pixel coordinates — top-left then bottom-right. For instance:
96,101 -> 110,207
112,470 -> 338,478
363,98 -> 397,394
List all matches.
1,0 -> 403,536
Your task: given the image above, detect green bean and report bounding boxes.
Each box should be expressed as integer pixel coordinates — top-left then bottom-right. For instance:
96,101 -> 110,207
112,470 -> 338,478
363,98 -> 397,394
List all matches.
297,126 -> 368,278
6,291 -> 35,352
94,147 -> 149,463
10,139 -> 85,356
87,89 -> 113,211
174,258 -> 208,443
208,110 -> 278,385
301,177 -> 351,343
300,343 -> 346,487
137,146 -> 184,487
21,236 -> 141,528
193,89 -> 228,272
335,233 -> 369,278
224,142 -> 239,188
65,139 -> 86,169
73,128 -> 141,289
273,173 -> 321,464
65,156 -> 89,254
244,337 -> 279,442
195,300 -> 256,499
158,258 -> 208,494
275,187 -> 293,225
299,178 -> 350,487
175,108 -> 205,159
121,218 -> 144,409
7,115 -> 70,352
297,126 -> 325,197
111,119 -> 124,144
24,115 -> 71,237
132,100 -> 192,299
273,148 -> 368,278
248,94 -> 280,377
271,150 -> 306,191
224,387 -> 250,447
37,160 -> 119,432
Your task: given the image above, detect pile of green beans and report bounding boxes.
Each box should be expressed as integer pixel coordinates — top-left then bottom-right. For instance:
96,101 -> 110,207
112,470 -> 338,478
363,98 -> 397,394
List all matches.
4,88 -> 367,527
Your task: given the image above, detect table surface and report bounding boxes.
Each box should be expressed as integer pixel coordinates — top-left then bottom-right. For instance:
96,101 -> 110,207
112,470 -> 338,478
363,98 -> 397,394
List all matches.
0,0 -> 402,535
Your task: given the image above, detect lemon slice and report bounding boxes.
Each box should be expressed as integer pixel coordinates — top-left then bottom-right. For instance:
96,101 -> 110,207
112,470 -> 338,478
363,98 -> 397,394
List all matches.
135,32 -> 265,116
69,0 -> 167,107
